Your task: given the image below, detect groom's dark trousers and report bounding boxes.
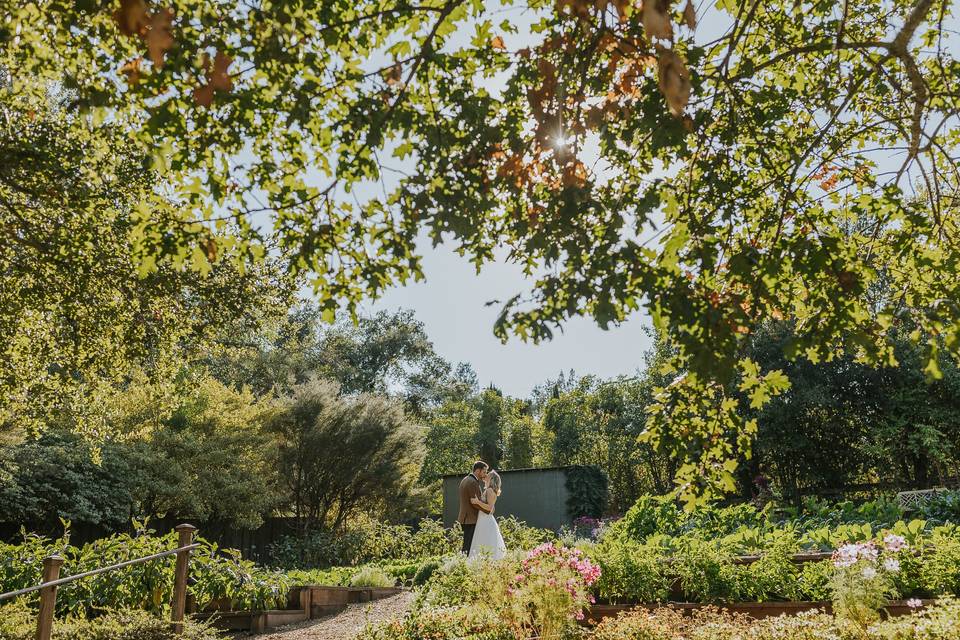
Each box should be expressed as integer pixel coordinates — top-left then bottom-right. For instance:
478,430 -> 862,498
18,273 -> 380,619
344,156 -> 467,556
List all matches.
461,524 -> 476,554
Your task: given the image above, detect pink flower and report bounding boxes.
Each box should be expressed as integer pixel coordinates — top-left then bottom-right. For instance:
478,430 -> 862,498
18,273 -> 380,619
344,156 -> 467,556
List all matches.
907,598 -> 923,609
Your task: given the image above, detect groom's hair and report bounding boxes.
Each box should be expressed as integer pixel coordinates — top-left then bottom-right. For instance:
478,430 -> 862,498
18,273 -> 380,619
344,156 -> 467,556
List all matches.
473,461 -> 489,472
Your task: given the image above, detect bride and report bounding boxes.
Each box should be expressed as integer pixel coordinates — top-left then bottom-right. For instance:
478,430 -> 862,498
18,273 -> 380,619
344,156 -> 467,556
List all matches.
468,469 -> 507,560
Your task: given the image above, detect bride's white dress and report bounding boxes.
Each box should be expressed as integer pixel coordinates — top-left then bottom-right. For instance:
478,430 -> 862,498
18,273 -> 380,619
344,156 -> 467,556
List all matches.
469,494 -> 507,560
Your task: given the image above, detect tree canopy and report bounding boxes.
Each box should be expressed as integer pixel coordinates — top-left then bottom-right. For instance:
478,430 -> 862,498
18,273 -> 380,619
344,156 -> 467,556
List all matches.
4,0 -> 959,501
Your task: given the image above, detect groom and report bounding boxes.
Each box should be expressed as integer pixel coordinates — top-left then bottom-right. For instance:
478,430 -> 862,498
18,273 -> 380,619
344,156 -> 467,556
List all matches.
457,461 -> 488,554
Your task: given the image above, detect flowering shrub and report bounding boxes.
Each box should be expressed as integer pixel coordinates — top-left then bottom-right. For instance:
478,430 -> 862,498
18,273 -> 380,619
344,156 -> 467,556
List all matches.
830,535 -> 905,628
507,542 -> 600,639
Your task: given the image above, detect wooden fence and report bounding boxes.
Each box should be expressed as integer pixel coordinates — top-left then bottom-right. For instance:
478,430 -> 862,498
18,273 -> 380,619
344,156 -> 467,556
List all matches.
0,524 -> 198,640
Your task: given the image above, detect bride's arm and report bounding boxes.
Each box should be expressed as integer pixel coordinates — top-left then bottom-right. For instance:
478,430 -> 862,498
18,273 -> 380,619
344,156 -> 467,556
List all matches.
472,489 -> 497,513
471,495 -> 493,513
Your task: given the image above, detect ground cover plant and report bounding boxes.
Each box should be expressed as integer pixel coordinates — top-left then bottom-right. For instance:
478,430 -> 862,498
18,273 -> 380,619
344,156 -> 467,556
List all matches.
590,599 -> 960,640
0,601 -> 221,640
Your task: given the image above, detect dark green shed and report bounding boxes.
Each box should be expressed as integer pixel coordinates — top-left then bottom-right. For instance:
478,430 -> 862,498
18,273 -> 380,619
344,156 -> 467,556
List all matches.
441,466 -> 576,531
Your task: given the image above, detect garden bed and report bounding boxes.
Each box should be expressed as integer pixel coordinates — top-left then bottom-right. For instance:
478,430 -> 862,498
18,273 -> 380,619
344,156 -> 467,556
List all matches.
193,585 -> 407,633
584,599 -> 936,624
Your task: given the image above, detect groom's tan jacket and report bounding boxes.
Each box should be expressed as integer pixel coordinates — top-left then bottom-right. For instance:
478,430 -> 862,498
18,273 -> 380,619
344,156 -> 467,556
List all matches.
457,474 -> 482,525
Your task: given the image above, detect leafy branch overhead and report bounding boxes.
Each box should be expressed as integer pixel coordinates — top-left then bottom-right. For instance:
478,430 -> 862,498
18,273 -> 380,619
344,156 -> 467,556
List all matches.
3,0 -> 959,502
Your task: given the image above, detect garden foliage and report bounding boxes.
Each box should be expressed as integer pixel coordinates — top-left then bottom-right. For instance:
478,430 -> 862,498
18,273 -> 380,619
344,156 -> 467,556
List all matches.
0,524 -> 289,616
0,603 -> 220,640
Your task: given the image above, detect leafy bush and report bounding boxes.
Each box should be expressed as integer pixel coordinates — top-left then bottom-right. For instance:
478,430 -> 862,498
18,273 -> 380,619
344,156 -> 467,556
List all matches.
730,531 -> 804,602
412,558 -> 442,587
497,516 -> 555,551
415,555 -> 485,609
349,566 -> 396,588
672,537 -> 738,602
357,604 -> 514,640
919,528 -> 960,596
0,602 -> 220,640
919,491 -> 960,525
284,560 -> 422,587
611,495 -> 682,541
267,516 -> 459,569
591,538 -> 669,604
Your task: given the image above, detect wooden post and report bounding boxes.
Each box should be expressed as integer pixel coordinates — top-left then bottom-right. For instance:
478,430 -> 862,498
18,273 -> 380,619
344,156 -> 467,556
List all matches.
171,524 -> 197,634
299,586 -> 312,619
35,555 -> 64,640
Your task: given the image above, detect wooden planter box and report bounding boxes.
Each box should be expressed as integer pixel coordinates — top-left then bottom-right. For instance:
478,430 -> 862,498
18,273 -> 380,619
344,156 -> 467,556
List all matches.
584,600 -> 936,624
191,585 -> 406,633
195,609 -> 311,632
295,585 -> 406,622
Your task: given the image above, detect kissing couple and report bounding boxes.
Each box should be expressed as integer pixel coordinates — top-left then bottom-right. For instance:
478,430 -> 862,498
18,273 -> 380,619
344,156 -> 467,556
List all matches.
457,461 -> 507,560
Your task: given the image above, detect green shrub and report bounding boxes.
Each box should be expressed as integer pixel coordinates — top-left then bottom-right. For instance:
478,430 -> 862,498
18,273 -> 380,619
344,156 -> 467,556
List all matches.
797,559 -> 834,601
592,538 -> 670,604
267,517 -> 476,569
919,491 -> 960,524
612,495 -> 682,541
672,537 -> 738,602
356,604 -> 513,640
412,558 -> 442,587
920,528 -> 960,596
349,566 -> 396,588
731,531 -> 803,602
415,555 -> 485,609
0,602 -> 220,640
497,516 -> 555,550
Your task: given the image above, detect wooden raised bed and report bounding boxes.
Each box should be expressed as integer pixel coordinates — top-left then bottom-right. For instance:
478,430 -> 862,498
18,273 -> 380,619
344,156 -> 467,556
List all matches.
584,600 -> 936,624
194,585 -> 406,633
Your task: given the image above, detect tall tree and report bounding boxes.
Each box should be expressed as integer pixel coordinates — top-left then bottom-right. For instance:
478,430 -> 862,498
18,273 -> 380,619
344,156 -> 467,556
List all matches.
419,399 -> 481,481
6,0 -> 959,500
0,85 -> 289,434
207,305 -> 463,414
477,386 -> 505,468
268,379 -> 424,533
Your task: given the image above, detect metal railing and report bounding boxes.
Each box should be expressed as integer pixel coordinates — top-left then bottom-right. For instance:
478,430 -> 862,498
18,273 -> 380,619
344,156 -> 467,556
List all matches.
0,524 -> 198,640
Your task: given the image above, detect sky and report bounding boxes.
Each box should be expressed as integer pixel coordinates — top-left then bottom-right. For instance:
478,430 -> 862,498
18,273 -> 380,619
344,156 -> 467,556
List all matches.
363,242 -> 653,398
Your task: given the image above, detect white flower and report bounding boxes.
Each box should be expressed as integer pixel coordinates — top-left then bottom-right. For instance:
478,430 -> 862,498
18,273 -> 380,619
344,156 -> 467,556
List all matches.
833,544 -> 860,568
883,558 -> 900,573
861,566 -> 878,579
907,598 -> 923,608
884,534 -> 907,553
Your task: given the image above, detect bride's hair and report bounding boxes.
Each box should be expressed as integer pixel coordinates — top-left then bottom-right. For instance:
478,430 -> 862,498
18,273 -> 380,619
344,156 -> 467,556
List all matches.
486,470 -> 502,495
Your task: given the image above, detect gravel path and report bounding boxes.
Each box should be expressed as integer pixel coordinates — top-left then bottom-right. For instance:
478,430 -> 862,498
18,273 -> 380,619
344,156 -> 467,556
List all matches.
255,592 -> 415,640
